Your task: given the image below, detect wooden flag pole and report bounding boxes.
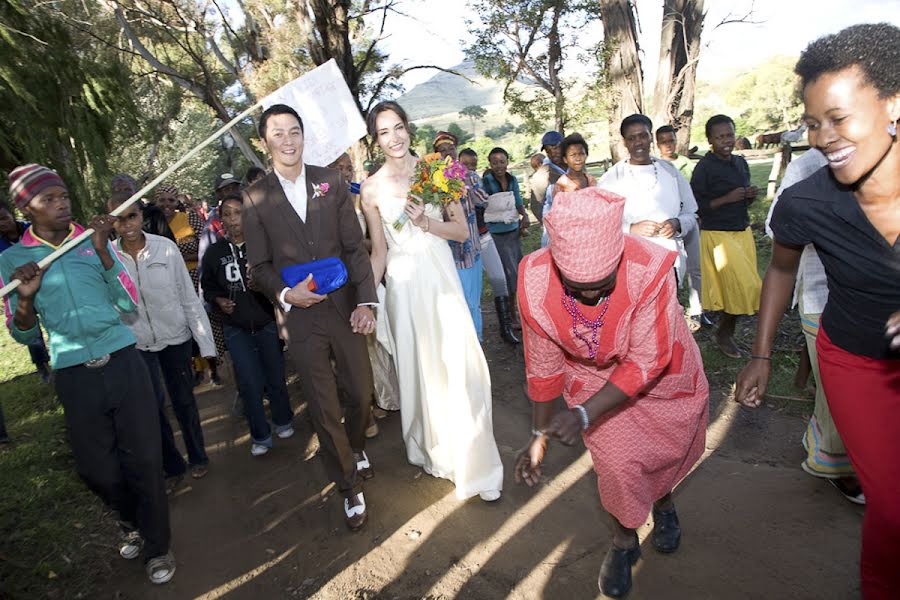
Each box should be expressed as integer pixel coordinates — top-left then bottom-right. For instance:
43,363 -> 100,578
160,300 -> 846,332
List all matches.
0,100 -> 265,300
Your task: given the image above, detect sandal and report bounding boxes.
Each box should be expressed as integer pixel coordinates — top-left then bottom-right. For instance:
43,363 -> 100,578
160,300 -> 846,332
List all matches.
146,550 -> 176,584
715,336 -> 743,359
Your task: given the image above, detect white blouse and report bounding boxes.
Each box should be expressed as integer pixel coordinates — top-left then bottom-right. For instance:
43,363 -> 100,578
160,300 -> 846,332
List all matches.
597,158 -> 698,280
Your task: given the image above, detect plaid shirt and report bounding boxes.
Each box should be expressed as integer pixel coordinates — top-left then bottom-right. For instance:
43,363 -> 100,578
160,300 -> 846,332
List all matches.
448,172 -> 484,269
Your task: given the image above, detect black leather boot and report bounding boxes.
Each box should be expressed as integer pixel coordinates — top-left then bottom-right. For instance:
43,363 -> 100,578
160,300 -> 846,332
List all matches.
598,543 -> 641,598
494,296 -> 520,345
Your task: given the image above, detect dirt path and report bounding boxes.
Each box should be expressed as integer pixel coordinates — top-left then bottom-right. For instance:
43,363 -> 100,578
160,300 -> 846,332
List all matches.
101,319 -> 862,600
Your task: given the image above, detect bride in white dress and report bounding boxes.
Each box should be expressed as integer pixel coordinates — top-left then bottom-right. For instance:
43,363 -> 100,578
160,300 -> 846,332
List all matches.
360,101 -> 503,501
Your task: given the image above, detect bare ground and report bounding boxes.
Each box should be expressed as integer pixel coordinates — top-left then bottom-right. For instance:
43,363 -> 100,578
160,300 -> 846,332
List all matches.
98,316 -> 862,600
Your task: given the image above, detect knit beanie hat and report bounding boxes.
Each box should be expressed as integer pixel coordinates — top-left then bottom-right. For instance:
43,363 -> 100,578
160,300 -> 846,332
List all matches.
8,164 -> 66,210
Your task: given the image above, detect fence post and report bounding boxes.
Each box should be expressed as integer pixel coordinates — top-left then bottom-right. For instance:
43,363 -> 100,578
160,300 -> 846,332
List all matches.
767,145 -> 792,198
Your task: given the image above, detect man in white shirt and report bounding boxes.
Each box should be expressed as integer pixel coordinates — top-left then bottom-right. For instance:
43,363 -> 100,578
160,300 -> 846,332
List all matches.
242,104 -> 379,530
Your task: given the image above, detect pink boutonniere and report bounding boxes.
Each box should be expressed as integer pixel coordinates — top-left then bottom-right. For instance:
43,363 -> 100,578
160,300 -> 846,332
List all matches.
312,182 -> 330,199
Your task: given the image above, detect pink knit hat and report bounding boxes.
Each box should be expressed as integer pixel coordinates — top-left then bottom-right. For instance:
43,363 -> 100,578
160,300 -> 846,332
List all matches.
8,164 -> 66,210
544,187 -> 626,283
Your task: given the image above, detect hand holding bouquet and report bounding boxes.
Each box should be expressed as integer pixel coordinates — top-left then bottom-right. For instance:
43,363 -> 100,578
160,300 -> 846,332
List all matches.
395,153 -> 468,231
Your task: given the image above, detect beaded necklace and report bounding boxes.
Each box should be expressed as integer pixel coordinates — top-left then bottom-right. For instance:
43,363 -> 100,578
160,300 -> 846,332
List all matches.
561,288 -> 611,360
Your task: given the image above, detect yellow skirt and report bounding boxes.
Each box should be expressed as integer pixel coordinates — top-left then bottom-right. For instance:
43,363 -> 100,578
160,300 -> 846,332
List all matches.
700,228 -> 762,315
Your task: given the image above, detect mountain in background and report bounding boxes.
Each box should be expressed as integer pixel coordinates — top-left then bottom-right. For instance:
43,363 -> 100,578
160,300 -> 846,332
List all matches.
397,61 -> 534,120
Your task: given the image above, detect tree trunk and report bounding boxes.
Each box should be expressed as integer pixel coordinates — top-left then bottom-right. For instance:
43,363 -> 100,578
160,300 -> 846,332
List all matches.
296,0 -> 357,101
547,1 -> 566,135
599,0 -> 643,162
650,0 -> 705,154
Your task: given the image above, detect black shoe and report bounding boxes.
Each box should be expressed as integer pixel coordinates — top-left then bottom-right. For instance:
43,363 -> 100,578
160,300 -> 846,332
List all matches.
36,363 -> 51,384
494,297 -> 520,345
165,473 -> 184,496
598,544 -> 640,598
651,506 -> 682,553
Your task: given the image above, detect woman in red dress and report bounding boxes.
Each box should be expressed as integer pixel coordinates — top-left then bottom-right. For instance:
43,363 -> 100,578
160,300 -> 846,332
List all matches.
515,187 -> 709,598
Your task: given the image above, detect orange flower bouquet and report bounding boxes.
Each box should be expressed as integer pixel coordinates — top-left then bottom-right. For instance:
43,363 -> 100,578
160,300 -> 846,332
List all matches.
394,153 -> 468,231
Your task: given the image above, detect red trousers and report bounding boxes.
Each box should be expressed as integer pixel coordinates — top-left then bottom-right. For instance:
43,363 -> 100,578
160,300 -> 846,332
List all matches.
817,328 -> 900,600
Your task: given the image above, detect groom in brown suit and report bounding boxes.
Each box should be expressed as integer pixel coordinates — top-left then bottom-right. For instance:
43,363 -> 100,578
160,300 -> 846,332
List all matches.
243,104 -> 377,530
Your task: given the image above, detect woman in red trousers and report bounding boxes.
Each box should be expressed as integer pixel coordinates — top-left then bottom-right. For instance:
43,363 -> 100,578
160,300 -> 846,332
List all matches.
736,24 -> 900,600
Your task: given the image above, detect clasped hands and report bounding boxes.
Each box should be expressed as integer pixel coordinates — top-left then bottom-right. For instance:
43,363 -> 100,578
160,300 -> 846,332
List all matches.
730,185 -> 759,205
630,218 -> 680,239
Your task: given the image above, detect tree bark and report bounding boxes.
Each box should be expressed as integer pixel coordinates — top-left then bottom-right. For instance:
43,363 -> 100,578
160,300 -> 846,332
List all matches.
599,0 -> 643,162
548,0 -> 565,135
650,0 -> 705,154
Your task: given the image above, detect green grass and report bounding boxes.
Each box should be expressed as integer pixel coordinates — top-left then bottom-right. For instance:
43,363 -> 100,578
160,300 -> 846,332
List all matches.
0,331 -> 116,599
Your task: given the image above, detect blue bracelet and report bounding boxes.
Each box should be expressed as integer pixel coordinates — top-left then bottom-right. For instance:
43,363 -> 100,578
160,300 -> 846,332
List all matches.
572,404 -> 589,430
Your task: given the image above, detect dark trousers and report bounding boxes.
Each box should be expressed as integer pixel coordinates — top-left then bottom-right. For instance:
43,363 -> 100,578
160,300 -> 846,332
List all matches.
27,333 -> 49,367
139,351 -> 188,478
141,339 -> 208,466
224,322 -> 293,444
55,346 -> 170,558
287,308 -> 373,497
491,230 -> 523,299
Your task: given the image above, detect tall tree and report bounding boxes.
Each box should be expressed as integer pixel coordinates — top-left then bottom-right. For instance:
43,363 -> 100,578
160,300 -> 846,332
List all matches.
106,0 -> 264,166
650,0 -> 706,154
466,0 -> 600,135
297,0 -> 467,165
459,105 -> 487,137
598,0 -> 643,162
0,0 -> 137,216
724,55 -> 803,136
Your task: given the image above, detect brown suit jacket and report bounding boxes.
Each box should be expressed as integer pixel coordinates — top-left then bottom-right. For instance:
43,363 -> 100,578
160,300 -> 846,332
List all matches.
242,165 -> 377,342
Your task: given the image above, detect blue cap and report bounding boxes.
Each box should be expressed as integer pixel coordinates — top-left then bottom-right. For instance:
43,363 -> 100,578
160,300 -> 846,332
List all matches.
541,131 -> 563,147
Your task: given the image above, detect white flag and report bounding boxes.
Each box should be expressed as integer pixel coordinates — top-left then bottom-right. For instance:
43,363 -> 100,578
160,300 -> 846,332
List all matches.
262,59 -> 366,167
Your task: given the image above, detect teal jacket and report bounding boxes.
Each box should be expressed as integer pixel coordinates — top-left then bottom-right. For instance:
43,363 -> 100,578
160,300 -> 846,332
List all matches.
0,223 -> 138,369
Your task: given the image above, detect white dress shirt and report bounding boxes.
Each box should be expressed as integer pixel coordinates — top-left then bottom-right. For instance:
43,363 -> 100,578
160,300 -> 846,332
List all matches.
274,166 -> 308,222
276,166 -> 306,311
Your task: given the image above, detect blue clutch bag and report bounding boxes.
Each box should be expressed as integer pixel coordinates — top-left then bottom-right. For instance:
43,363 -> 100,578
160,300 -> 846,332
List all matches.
280,257 -> 348,294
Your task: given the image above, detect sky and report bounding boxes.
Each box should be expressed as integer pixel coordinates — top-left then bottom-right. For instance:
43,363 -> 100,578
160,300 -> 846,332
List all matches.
370,0 -> 900,93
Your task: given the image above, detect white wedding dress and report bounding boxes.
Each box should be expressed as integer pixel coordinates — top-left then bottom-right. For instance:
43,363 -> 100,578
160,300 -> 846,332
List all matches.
379,196 -> 504,499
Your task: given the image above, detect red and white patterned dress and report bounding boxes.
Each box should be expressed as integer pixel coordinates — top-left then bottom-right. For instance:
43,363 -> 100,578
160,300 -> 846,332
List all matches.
519,235 -> 709,528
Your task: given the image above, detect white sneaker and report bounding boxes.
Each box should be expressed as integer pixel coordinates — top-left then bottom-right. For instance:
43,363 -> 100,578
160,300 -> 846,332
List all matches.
119,530 -> 143,560
250,443 -> 269,457
146,550 -> 176,585
276,426 -> 295,439
479,490 -> 501,502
